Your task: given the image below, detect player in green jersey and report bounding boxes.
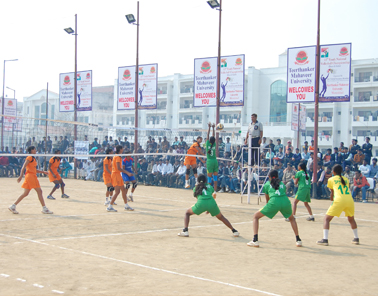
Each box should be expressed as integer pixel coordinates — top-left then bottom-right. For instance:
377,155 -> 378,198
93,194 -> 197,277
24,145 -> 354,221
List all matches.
206,122 -> 219,190
247,169 -> 302,248
291,162 -> 314,221
178,174 -> 239,237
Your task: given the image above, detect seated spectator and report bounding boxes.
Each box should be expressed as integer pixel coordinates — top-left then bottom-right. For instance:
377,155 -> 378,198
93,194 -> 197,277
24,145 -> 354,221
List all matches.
146,160 -> 157,185
353,149 -> 365,169
318,166 -> 332,199
283,148 -> 294,168
323,149 -> 332,167
173,160 -> 186,188
331,147 -> 342,166
292,148 -> 301,168
0,155 -> 11,177
343,165 -> 354,191
342,147 -> 353,170
229,162 -> 240,193
60,159 -> 73,178
197,162 -> 207,176
359,159 -> 371,177
282,163 -> 296,196
274,139 -> 284,154
263,150 -> 274,165
161,158 -> 174,186
137,158 -> 149,184
273,147 -> 284,166
352,170 -> 370,202
301,148 -> 310,165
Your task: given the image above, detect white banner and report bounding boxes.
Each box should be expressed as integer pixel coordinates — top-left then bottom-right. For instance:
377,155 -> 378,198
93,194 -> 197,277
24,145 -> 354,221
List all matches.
220,55 -> 245,106
319,43 -> 351,102
74,141 -> 89,160
291,104 -> 307,132
300,104 -> 306,131
4,99 -> 17,123
117,64 -> 157,110
4,122 -> 12,131
59,70 -> 92,112
287,46 -> 316,103
14,118 -> 22,132
194,57 -> 218,107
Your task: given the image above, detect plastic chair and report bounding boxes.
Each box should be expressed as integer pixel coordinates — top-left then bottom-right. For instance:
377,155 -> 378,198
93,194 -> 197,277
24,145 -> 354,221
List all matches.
366,177 -> 375,202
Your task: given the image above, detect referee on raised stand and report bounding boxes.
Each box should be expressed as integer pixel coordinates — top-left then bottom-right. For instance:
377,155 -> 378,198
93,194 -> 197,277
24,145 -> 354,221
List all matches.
244,113 -> 263,166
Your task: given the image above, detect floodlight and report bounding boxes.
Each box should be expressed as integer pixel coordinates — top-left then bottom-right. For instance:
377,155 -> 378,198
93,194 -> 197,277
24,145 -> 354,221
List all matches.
64,27 -> 74,34
207,0 -> 220,8
125,14 -> 136,24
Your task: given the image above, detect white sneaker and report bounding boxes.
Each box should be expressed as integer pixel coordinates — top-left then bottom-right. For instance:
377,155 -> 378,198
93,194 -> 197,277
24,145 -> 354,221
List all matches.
47,195 -> 56,200
296,240 -> 303,247
185,182 -> 190,188
178,231 -> 189,237
104,200 -> 110,206
124,204 -> 134,211
107,206 -> 117,212
8,205 -> 18,214
41,207 -> 53,214
129,195 -> 134,202
218,189 -> 224,193
247,240 -> 259,247
362,200 -> 367,203
232,231 -> 240,237
61,194 -> 69,199
285,218 -> 290,222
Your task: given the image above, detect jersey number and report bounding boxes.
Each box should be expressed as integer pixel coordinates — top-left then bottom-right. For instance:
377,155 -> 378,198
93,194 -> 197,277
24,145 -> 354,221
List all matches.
337,185 -> 350,195
305,180 -> 309,185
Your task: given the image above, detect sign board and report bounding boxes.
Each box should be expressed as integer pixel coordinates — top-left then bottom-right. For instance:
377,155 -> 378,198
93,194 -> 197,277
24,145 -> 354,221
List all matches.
319,43 -> 351,102
291,104 -> 307,132
117,64 -> 158,110
74,141 -> 89,160
4,99 -> 17,123
287,46 -> 316,103
59,70 -> 92,112
194,54 -> 245,107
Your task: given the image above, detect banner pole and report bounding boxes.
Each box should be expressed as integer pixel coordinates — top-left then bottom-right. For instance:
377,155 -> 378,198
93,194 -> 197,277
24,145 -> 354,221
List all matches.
44,83 -> 48,171
297,103 -> 300,149
134,1 -> 139,169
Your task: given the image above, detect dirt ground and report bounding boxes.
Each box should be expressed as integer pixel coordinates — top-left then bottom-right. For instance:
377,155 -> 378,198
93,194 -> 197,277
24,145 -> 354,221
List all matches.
0,178 -> 377,296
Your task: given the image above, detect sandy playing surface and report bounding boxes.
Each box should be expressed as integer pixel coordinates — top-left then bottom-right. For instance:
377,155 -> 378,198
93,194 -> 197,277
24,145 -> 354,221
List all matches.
0,178 -> 377,296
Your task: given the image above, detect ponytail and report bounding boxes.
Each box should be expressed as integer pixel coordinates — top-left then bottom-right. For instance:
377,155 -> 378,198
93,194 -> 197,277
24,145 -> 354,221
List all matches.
194,174 -> 208,198
333,164 -> 346,186
299,162 -> 309,180
208,136 -> 215,155
269,170 -> 280,190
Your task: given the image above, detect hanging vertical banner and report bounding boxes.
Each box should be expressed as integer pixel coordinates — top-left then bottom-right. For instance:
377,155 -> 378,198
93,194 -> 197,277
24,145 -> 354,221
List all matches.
14,118 -> 22,132
193,57 -> 218,107
319,43 -> 351,102
287,46 -> 316,103
117,64 -> 157,110
74,141 -> 90,160
4,99 -> 17,123
300,104 -> 306,131
59,70 -> 92,112
220,54 -> 245,107
4,122 -> 13,131
291,104 -> 299,131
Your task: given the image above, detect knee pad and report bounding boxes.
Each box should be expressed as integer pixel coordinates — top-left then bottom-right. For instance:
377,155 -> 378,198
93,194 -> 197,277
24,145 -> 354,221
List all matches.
132,182 -> 138,189
213,175 -> 218,182
54,183 -> 60,189
61,182 -> 65,187
207,176 -> 212,184
193,168 -> 197,175
186,168 -> 190,176
126,183 -> 131,189
107,186 -> 115,192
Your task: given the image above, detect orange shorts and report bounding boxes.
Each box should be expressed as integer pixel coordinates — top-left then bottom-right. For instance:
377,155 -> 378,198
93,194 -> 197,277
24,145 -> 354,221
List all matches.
22,173 -> 41,190
111,173 -> 124,187
48,171 -> 62,182
103,174 -> 112,185
184,156 -> 196,166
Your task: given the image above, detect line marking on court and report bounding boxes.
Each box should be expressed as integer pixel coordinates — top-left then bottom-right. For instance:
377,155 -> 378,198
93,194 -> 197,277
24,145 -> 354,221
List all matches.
16,278 -> 26,282
0,233 -> 281,296
33,283 -> 44,288
52,290 -> 65,294
0,274 -> 10,277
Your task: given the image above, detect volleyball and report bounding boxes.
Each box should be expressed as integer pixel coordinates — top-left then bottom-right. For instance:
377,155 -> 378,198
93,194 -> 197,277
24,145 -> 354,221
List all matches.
216,123 -> 224,131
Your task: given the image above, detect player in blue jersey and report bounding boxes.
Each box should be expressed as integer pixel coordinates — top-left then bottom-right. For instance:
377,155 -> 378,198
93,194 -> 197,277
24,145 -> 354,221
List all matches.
122,151 -> 137,203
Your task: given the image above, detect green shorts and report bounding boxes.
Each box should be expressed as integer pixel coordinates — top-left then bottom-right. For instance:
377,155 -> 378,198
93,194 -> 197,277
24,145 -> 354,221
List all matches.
295,188 -> 311,203
192,197 -> 220,217
260,197 -> 292,219
206,159 -> 219,174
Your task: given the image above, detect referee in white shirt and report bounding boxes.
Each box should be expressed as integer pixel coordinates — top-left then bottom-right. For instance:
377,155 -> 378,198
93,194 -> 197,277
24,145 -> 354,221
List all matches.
244,113 -> 263,166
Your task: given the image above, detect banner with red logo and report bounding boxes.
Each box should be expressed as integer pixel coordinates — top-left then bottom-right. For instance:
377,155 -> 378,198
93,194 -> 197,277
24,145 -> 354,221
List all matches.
117,64 -> 158,110
4,99 -> 17,124
319,43 -> 351,102
4,122 -> 12,132
287,46 -> 316,103
59,70 -> 92,112
194,55 -> 245,107
193,57 -> 218,107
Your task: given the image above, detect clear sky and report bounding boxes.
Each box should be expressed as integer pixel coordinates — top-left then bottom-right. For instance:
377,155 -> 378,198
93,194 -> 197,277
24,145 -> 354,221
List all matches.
0,0 -> 377,102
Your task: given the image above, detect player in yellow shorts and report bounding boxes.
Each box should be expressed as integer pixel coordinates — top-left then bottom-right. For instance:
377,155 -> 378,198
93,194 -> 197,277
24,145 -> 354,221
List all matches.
317,164 -> 359,246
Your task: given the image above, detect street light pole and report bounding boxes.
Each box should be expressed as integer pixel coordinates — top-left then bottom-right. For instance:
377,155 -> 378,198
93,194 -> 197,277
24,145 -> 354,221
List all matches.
134,1 -> 139,167
6,86 -> 15,147
1,59 -> 18,149
313,0 -> 321,198
74,14 -> 78,179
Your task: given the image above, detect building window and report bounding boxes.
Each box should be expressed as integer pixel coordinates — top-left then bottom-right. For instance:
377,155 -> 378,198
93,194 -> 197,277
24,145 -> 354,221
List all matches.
270,80 -> 287,122
355,91 -> 372,102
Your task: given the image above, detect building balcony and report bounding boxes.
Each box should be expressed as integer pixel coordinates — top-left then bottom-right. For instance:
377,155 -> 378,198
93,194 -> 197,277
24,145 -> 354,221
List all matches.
146,120 -> 167,128
179,119 -> 202,127
354,76 -> 378,84
220,118 -> 241,127
117,121 -> 134,127
352,116 -> 378,126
